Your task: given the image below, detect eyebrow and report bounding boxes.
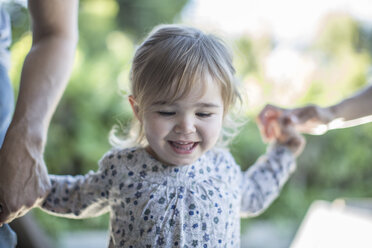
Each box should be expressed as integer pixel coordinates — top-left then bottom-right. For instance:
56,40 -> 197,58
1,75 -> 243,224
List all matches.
151,101 -> 222,108
194,103 -> 222,108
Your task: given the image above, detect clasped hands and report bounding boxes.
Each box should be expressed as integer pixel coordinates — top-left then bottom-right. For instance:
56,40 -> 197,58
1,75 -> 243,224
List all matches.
0,126 -> 51,225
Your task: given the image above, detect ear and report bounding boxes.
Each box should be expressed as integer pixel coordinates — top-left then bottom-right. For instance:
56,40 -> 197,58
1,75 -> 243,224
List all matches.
129,95 -> 141,122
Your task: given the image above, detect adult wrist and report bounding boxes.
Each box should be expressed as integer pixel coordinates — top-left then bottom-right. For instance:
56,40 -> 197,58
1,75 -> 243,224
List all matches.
327,105 -> 338,122
323,104 -> 346,131
5,120 -> 46,151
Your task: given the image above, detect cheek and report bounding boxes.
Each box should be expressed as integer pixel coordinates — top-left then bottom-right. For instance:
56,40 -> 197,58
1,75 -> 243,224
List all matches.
200,117 -> 223,143
143,115 -> 170,138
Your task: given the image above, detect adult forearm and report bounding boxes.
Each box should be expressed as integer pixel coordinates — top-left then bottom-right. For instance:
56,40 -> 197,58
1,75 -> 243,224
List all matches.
327,85 -> 372,129
9,0 -> 78,144
9,39 -> 76,140
330,85 -> 372,120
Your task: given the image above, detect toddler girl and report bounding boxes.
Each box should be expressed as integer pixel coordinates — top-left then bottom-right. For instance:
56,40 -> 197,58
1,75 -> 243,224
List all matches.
40,25 -> 305,247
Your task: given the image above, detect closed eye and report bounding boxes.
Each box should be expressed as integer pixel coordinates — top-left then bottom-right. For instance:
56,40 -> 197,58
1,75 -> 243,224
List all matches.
157,111 -> 176,116
196,112 -> 212,118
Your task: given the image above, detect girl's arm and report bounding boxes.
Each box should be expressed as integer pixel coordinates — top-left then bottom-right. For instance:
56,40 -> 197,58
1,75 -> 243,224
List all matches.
39,153 -> 118,218
40,173 -> 110,219
240,144 -> 296,217
241,116 -> 304,216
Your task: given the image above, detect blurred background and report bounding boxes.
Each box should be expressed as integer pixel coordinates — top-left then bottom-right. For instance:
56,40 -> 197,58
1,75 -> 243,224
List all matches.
5,0 -> 372,247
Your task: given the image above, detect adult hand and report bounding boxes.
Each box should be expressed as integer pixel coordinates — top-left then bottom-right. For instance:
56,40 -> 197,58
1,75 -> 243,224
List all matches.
258,104 -> 335,136
285,104 -> 335,135
0,125 -> 51,225
274,115 -> 306,157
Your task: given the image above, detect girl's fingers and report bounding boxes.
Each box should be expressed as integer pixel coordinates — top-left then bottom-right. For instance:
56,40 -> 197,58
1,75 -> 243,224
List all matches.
258,104 -> 282,126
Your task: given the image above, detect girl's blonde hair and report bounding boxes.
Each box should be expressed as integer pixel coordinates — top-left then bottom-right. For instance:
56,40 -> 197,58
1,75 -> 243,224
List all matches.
110,24 -> 241,148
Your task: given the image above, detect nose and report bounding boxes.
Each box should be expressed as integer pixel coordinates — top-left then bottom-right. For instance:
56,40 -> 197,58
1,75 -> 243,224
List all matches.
174,115 -> 196,135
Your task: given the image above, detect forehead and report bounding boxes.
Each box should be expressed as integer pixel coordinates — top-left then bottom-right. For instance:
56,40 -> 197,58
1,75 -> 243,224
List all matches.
157,73 -> 223,105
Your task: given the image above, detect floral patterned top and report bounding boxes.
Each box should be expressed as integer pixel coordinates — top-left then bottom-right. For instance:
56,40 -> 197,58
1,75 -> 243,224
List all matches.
40,145 -> 295,247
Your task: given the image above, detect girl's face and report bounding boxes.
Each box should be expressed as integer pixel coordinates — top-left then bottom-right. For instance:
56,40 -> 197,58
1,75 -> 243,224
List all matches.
139,77 -> 224,166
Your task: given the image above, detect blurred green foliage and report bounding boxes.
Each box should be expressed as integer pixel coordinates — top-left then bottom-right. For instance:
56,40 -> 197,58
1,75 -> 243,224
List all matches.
8,0 -> 372,243
116,0 -> 188,40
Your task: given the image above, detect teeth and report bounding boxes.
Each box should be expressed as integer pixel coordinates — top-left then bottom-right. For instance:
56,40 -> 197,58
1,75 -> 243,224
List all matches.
171,141 -> 195,150
175,141 -> 192,145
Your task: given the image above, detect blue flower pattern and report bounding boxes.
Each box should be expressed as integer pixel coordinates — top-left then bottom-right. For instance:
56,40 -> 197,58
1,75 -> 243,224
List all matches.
41,145 -> 295,247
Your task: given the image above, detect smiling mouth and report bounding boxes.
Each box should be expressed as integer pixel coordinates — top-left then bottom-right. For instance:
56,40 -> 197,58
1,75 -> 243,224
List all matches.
169,141 -> 199,154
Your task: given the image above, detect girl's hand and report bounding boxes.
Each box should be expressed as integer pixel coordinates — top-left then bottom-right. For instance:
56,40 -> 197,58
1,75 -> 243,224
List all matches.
257,104 -> 305,157
257,104 -> 284,142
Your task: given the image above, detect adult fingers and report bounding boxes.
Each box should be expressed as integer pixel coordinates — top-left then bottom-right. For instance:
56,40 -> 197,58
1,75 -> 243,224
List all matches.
288,105 -> 320,124
0,201 -> 14,225
284,106 -> 330,135
276,115 -> 306,155
0,197 -> 33,225
0,201 -> 8,224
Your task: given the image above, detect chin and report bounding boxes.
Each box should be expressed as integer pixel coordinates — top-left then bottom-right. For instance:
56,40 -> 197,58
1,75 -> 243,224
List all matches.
166,157 -> 198,166
148,144 -> 204,166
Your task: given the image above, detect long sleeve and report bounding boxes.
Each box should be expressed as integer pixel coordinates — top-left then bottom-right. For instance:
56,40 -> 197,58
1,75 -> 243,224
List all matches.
39,153 -> 118,218
240,144 -> 296,217
39,173 -> 110,218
